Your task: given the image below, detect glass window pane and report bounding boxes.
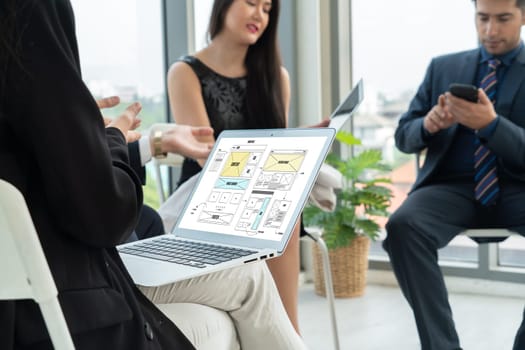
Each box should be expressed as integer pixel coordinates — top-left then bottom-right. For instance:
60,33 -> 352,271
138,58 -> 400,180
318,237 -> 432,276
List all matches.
352,0 -> 477,261
70,0 -> 166,209
193,0 -> 214,51
499,236 -> 525,268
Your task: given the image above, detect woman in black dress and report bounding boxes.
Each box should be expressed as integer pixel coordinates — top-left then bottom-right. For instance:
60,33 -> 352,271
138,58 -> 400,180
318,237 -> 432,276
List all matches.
167,0 -> 304,332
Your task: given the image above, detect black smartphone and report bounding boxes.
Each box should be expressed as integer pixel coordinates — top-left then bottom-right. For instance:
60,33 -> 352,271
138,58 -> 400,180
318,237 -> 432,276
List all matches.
449,83 -> 478,102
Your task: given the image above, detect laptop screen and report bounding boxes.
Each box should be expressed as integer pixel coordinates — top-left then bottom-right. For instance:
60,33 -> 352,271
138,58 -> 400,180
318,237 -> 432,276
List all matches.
329,78 -> 364,130
175,128 -> 335,250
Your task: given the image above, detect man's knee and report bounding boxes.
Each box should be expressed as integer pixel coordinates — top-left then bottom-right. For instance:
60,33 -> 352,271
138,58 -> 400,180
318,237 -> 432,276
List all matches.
384,207 -> 432,254
385,209 -> 413,243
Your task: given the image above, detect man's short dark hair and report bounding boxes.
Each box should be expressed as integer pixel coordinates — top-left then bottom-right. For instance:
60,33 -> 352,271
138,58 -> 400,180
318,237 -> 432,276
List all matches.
472,0 -> 525,9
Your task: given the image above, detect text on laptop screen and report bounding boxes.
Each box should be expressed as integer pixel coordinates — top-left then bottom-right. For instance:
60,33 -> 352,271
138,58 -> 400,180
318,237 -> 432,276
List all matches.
177,134 -> 329,242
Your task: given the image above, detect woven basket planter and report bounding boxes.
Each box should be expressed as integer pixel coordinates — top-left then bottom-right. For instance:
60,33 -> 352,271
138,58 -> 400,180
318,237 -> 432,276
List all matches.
312,235 -> 370,298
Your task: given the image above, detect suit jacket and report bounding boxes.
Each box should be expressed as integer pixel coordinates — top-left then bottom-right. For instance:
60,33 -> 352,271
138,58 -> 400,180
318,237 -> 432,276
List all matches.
0,1 -> 193,349
395,47 -> 525,190
128,140 -> 146,185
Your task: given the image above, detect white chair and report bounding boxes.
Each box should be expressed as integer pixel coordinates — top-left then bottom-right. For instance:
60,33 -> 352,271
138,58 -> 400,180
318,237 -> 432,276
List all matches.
301,230 -> 341,350
0,179 -> 75,350
151,150 -> 341,350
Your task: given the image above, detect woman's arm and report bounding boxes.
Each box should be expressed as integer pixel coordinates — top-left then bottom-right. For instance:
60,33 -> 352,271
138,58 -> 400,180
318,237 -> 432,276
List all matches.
281,66 -> 291,127
167,61 -> 215,166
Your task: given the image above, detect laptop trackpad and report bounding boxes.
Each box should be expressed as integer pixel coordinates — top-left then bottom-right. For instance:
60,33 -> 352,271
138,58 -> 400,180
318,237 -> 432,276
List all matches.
121,254 -> 204,286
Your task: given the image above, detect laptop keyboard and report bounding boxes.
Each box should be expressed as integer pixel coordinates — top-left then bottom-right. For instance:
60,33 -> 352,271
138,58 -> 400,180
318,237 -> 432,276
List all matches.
118,237 -> 257,268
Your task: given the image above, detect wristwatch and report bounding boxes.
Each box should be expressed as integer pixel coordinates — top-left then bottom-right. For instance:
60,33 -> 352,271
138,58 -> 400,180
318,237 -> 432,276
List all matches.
153,130 -> 167,159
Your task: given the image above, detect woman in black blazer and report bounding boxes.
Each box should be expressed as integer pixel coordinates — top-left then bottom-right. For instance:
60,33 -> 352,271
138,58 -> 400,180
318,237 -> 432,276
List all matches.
0,0 -> 194,348
0,1 -> 305,349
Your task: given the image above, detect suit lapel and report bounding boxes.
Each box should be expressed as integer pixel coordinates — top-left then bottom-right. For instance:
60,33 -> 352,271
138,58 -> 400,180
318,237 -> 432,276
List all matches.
455,49 -> 480,85
497,48 -> 525,117
443,49 -> 480,140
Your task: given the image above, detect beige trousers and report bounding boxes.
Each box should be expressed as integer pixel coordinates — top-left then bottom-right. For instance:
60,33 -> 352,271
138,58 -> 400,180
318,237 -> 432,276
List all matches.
138,262 -> 306,350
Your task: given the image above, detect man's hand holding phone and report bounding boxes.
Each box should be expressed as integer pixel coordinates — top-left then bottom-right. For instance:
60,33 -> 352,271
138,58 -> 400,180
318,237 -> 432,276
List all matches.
423,94 -> 455,134
449,83 -> 479,102
445,83 -> 497,130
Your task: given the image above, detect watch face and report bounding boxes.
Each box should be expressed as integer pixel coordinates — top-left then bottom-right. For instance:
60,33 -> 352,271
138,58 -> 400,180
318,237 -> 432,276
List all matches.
153,131 -> 167,158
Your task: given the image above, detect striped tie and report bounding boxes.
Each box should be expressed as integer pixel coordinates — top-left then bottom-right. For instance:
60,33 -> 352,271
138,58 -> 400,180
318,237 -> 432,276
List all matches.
474,59 -> 500,206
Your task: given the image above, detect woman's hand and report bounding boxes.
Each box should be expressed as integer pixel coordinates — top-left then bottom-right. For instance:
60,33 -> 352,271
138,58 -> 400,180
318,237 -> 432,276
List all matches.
308,119 -> 330,128
300,118 -> 330,128
158,125 -> 214,160
97,96 -> 142,143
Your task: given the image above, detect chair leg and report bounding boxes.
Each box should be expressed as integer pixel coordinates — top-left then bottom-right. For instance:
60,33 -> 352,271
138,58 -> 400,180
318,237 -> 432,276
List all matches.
39,298 -> 75,350
308,232 -> 341,350
153,162 -> 166,204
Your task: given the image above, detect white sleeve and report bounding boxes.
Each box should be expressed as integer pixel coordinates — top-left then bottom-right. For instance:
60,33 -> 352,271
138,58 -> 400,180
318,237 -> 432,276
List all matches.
139,136 -> 153,166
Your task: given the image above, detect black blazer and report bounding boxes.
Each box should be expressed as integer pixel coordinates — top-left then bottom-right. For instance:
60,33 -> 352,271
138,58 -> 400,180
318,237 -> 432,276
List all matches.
128,141 -> 146,185
395,47 -> 525,190
0,1 -> 193,349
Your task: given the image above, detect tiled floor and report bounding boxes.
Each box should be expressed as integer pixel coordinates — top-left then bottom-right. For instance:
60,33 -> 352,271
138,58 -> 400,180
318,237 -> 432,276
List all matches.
298,281 -> 524,350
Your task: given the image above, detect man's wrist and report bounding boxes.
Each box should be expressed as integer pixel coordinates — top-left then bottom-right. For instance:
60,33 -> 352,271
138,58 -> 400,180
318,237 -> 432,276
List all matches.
422,116 -> 437,136
152,130 -> 167,159
476,116 -> 499,141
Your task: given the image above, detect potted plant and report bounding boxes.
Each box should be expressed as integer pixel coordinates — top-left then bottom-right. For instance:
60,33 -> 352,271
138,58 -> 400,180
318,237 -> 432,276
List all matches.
303,131 -> 393,297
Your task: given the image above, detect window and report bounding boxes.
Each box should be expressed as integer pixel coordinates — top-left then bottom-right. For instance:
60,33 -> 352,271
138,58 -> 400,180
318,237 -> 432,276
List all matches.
193,0 -> 214,51
70,0 -> 166,208
352,0 -> 479,262
352,0 -> 525,272
499,236 -> 525,268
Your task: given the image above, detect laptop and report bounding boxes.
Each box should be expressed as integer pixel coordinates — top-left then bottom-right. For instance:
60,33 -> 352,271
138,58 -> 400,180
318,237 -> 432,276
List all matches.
329,78 -> 364,131
118,127 -> 336,286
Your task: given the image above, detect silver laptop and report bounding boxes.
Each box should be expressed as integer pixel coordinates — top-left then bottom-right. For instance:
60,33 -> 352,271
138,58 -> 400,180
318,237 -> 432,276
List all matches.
119,128 -> 336,286
329,78 -> 364,131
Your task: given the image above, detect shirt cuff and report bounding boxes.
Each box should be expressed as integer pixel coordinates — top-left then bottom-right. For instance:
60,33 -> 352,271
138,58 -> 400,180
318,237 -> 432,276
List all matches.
420,118 -> 433,141
139,136 -> 152,166
477,116 -> 499,141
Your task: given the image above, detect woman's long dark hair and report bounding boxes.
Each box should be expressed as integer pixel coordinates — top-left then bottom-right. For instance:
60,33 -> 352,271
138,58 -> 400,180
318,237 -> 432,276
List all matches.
208,0 -> 286,129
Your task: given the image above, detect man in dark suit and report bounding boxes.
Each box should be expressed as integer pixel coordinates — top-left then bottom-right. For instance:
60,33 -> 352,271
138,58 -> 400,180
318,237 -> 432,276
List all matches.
384,0 -> 525,349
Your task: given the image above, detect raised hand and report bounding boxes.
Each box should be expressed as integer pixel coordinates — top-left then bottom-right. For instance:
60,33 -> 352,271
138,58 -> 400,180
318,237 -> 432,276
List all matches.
97,96 -> 142,142
158,125 -> 214,160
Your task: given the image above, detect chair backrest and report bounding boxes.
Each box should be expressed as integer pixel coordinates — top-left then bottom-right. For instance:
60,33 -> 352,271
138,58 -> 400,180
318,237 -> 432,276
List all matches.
0,179 -> 75,349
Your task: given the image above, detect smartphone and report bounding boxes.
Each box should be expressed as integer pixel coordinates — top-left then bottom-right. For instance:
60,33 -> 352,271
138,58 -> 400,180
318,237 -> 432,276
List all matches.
449,83 -> 478,102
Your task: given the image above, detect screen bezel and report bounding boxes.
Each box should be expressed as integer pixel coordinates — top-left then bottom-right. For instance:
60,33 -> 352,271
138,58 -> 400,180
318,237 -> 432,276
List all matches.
172,128 -> 336,253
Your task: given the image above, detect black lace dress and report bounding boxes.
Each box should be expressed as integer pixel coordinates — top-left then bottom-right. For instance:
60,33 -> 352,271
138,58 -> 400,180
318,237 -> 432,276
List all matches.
176,55 -> 251,185
175,56 -> 307,237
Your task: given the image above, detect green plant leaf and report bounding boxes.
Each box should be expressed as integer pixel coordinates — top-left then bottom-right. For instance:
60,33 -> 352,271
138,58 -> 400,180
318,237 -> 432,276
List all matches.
335,131 -> 362,146
304,131 -> 394,250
